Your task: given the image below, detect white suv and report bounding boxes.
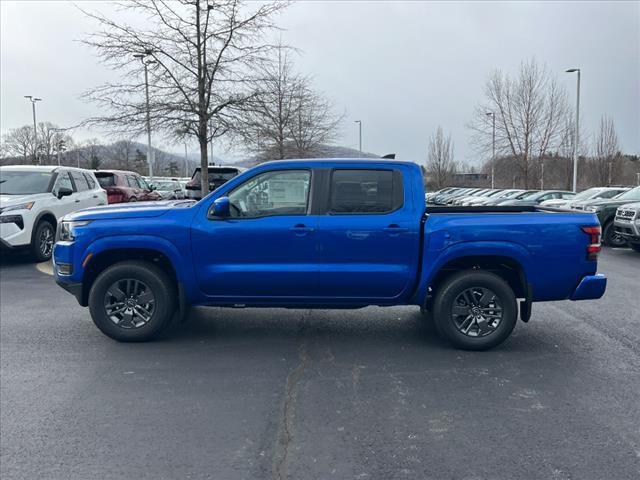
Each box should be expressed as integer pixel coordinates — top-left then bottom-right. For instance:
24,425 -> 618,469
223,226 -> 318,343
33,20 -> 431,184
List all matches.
0,165 -> 107,261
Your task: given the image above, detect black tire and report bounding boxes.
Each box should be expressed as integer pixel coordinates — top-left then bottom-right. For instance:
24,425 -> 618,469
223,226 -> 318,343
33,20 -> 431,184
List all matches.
433,271 -> 517,351
31,220 -> 55,262
630,243 -> 640,253
88,260 -> 176,342
603,221 -> 627,248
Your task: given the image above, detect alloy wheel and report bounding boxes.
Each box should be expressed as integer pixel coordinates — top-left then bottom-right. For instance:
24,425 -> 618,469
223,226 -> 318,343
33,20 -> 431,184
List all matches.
39,225 -> 54,258
103,278 -> 156,329
451,287 -> 503,337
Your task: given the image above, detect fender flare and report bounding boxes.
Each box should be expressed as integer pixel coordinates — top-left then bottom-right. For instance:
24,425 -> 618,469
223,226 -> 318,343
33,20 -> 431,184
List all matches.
84,234 -> 187,284
414,240 -> 533,307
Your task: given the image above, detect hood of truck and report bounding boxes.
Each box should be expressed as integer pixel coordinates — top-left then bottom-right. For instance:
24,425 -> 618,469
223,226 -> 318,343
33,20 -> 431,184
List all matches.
64,200 -> 196,221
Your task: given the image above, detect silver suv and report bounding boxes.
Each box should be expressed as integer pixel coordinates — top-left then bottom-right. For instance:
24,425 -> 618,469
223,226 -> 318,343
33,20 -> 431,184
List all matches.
614,202 -> 640,253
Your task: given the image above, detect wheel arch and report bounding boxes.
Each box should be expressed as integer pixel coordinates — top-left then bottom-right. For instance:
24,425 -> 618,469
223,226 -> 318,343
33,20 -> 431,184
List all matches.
80,247 -> 179,307
419,249 -> 530,312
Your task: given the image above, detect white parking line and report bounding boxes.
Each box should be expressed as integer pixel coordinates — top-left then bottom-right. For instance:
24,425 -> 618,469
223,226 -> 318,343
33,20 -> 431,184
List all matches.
36,261 -> 53,276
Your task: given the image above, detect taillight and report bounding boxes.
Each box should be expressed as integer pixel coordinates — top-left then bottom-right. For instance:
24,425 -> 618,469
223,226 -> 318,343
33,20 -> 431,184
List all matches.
581,225 -> 601,261
107,191 -> 124,204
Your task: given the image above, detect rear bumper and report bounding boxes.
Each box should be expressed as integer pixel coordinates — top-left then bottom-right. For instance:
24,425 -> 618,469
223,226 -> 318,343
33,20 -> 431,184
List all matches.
570,274 -> 607,301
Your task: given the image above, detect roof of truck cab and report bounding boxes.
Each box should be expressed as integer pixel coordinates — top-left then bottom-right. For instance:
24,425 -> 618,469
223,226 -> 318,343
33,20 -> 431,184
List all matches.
257,158 -> 420,168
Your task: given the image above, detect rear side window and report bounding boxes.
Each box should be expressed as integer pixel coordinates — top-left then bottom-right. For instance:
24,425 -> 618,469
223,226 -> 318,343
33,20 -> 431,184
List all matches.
84,172 -> 96,189
70,171 -> 89,191
96,173 -> 115,187
329,169 -> 401,214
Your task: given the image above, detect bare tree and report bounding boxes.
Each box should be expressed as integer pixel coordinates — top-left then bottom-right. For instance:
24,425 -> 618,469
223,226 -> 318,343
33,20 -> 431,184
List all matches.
1,126 -> 34,162
470,59 -> 569,188
592,115 -> 620,186
81,0 -> 287,194
426,126 -> 456,189
238,43 -> 342,160
287,83 -> 342,158
37,122 -> 68,164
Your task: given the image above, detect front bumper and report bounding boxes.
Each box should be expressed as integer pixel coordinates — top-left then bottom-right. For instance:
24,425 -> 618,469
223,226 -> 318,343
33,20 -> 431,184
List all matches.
614,219 -> 640,243
570,274 -> 607,301
54,277 -> 84,305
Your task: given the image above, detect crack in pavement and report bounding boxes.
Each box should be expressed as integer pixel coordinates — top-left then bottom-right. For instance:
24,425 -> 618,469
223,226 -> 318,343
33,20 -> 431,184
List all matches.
272,313 -> 312,480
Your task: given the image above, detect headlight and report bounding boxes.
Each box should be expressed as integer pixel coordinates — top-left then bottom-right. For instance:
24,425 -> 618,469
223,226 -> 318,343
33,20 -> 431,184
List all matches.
586,206 -> 602,212
57,220 -> 91,242
0,202 -> 34,213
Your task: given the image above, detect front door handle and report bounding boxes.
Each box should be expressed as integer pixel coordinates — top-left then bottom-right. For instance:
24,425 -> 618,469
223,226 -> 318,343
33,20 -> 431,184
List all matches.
383,224 -> 409,234
290,224 -> 314,235
75,199 -> 81,203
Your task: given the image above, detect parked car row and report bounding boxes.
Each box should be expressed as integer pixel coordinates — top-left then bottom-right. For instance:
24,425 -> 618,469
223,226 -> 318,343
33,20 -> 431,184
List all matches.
427,184 -> 640,249
0,163 -> 250,261
427,187 -> 576,207
1,165 -> 107,261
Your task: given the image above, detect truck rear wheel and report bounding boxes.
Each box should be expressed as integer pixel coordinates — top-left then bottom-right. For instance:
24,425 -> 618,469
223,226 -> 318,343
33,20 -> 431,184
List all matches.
88,261 -> 176,342
433,271 -> 517,350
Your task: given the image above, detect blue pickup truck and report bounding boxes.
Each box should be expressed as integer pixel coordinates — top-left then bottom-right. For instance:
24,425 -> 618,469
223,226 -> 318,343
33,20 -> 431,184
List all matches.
53,160 -> 606,350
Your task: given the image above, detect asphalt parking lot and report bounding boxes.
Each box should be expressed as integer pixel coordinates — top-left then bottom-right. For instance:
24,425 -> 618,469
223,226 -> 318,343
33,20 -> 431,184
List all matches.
1,248 -> 639,480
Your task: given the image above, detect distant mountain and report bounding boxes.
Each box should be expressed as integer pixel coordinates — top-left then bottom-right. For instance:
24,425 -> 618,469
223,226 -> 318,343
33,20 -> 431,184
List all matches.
223,145 -> 383,168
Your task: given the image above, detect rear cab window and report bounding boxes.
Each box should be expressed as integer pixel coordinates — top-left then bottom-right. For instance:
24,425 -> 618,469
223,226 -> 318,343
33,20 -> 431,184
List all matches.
328,169 -> 403,214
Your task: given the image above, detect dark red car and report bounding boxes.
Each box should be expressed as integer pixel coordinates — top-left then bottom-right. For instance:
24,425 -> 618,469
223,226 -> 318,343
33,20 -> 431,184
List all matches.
95,170 -> 162,204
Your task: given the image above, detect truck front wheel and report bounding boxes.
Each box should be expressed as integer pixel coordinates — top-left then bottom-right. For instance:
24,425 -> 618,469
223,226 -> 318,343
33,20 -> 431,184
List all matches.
88,261 -> 176,342
433,271 -> 517,350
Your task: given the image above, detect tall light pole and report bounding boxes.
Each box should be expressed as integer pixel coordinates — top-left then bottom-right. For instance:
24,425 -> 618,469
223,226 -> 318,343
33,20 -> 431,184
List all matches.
355,120 -> 362,156
135,51 -> 156,177
566,68 -> 581,192
24,96 -> 42,164
485,112 -> 496,188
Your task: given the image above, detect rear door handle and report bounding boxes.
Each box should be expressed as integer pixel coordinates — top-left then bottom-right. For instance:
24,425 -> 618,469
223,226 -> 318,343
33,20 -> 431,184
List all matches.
290,224 -> 314,235
75,199 -> 81,203
92,195 -> 98,198
383,225 -> 409,234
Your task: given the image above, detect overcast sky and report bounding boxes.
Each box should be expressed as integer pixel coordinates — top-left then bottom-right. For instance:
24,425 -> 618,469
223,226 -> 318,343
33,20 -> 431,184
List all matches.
1,1 -> 638,165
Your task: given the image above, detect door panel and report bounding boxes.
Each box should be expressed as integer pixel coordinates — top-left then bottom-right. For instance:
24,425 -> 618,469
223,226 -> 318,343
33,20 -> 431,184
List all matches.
191,169 -> 318,299
315,168 -> 420,299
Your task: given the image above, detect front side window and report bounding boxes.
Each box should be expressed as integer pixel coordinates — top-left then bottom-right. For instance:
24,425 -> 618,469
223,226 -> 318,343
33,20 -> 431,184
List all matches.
329,169 -> 398,214
137,176 -> 150,190
53,171 -> 73,194
126,175 -> 139,188
228,170 -> 310,218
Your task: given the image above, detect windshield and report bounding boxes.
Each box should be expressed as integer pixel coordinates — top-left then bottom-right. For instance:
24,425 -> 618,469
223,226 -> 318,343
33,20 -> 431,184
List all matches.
500,190 -> 522,198
192,168 -> 240,184
572,188 -> 602,200
514,190 -> 538,199
0,170 -> 53,195
614,187 -> 640,201
155,181 -> 175,190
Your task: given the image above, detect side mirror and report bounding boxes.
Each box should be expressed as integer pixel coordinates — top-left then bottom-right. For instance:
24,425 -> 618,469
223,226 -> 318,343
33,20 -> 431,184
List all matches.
148,184 -> 156,191
56,187 -> 73,199
210,196 -> 230,218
